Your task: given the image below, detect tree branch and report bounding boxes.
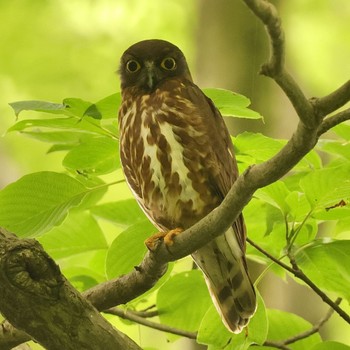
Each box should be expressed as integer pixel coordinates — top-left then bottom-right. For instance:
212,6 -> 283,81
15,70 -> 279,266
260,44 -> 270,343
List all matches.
313,80 -> 350,117
247,237 -> 350,324
105,307 -> 197,340
0,229 -> 141,350
317,108 -> 350,136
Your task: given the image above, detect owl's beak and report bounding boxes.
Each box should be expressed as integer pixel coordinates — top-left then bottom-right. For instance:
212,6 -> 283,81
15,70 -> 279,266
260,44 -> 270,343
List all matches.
145,61 -> 156,90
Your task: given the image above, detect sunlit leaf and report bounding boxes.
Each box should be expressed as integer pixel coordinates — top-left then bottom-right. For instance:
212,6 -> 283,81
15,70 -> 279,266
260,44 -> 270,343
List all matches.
0,171 -> 96,237
300,164 -> 350,210
295,239 -> 350,301
198,292 -> 267,349
105,220 -> 155,278
9,100 -> 65,117
63,137 -> 120,175
90,199 -> 144,227
157,270 -> 212,336
38,211 -> 108,260
234,132 -> 284,163
203,88 -> 263,120
93,93 -> 121,119
255,181 -> 290,215
265,309 -> 321,350
63,97 -> 94,118
311,341 -> 350,350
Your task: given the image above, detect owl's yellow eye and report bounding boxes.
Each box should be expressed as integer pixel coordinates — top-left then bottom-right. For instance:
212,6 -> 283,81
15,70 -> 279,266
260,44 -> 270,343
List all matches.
126,60 -> 141,73
161,57 -> 177,71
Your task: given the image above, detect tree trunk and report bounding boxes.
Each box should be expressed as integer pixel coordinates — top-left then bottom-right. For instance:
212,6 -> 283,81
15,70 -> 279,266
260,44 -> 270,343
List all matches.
0,228 -> 140,350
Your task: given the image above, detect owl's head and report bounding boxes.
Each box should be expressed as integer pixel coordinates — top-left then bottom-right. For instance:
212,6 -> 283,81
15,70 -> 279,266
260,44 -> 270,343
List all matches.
118,39 -> 192,92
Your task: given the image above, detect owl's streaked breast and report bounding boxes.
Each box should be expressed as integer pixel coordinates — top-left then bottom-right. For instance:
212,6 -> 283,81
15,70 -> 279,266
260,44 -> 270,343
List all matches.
119,88 -> 219,231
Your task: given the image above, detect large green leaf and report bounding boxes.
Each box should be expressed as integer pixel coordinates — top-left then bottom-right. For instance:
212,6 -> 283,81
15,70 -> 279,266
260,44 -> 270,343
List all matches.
38,211 -> 108,260
198,292 -> 267,350
157,270 -> 212,335
265,309 -> 321,350
90,199 -> 144,227
255,181 -> 291,215
234,132 -> 284,164
93,93 -> 121,119
203,88 -> 263,120
63,137 -> 120,175
0,172 -> 98,237
295,239 -> 350,301
311,341 -> 350,350
8,116 -> 109,137
105,220 -> 155,278
299,164 -> 350,210
9,100 -> 65,117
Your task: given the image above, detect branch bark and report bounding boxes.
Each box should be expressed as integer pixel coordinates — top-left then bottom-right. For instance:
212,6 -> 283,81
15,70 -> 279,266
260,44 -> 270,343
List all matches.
0,229 -> 141,350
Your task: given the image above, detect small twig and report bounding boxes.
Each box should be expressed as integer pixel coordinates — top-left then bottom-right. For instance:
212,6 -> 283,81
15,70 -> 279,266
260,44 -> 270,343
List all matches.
262,340 -> 291,350
313,80 -> 350,117
317,108 -> 350,136
288,256 -> 350,324
246,237 -> 295,275
284,298 -> 341,345
247,238 -> 350,325
242,0 -> 315,128
259,299 -> 341,350
105,307 -> 197,340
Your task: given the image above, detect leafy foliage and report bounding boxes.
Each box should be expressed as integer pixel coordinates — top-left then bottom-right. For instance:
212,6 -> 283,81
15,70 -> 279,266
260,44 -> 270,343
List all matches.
1,88 -> 350,348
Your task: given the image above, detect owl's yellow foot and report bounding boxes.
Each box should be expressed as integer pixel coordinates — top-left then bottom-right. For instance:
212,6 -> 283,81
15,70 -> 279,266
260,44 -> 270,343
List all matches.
145,228 -> 183,251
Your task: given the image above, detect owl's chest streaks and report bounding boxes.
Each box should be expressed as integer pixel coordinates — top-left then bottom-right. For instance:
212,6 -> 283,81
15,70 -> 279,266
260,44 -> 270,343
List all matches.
119,91 -> 219,230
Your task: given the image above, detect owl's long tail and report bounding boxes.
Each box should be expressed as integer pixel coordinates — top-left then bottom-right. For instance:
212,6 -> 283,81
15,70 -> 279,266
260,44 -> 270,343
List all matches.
192,227 -> 256,333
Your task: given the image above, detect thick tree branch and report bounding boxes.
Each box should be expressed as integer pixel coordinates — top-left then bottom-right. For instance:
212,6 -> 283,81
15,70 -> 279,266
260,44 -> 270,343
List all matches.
0,229 -> 141,350
243,0 -> 315,127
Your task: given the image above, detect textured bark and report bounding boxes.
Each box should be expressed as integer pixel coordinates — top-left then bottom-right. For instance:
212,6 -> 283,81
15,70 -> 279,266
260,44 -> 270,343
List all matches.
0,229 -> 140,350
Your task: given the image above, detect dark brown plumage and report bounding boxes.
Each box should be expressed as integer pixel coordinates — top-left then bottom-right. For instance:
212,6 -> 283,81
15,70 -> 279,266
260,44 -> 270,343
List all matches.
118,39 -> 256,333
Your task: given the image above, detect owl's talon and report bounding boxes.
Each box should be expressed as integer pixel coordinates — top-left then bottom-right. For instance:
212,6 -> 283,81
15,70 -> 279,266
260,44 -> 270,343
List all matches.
145,228 -> 183,251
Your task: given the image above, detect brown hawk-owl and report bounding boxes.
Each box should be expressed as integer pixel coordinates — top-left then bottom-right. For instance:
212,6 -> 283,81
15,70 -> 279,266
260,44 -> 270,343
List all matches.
118,39 -> 256,333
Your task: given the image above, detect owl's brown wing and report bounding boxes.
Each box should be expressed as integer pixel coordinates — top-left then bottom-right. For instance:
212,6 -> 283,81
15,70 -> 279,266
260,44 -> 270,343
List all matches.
183,81 -> 256,332
185,81 -> 246,252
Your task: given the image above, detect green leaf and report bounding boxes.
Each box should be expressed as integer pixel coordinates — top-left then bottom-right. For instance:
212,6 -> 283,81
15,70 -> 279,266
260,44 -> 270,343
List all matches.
332,122 -> 350,140
234,132 -> 284,164
255,181 -> 290,215
93,93 -> 121,119
7,116 -> 109,137
299,164 -> 350,210
266,309 -> 321,350
38,211 -> 108,260
9,100 -> 65,117
198,292 -> 267,349
19,130 -> 84,144
295,239 -> 350,301
90,199 -> 144,227
197,305 -> 232,348
0,172 -> 97,237
157,270 -> 212,335
203,88 -> 263,120
105,220 -> 155,278
311,341 -> 350,350
63,137 -> 120,175
320,140 -> 350,161
63,97 -> 94,118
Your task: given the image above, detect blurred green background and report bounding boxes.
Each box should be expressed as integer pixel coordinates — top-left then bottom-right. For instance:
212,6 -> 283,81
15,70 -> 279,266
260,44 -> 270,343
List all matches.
1,0 -> 349,349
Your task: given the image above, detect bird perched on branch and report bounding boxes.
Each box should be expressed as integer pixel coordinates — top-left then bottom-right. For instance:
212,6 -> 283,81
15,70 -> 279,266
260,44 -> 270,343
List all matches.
118,39 -> 256,333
